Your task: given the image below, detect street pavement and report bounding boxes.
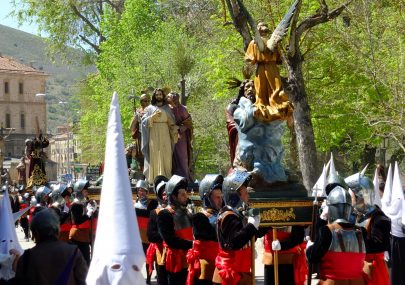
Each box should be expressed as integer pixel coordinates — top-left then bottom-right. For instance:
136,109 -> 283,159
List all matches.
16,225 -> 319,284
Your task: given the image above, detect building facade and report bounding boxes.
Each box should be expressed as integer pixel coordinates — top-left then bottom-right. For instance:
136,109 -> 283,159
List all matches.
49,125 -> 87,181
0,55 -> 47,159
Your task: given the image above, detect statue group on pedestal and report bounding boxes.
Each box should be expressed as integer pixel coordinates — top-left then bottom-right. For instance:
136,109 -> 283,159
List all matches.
130,88 -> 193,185
226,20 -> 296,188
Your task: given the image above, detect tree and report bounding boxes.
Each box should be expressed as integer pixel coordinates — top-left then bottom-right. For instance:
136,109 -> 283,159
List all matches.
222,0 -> 353,190
12,0 -> 125,57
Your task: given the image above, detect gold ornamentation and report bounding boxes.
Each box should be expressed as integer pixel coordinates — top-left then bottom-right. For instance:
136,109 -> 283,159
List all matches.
261,207 -> 296,222
250,201 -> 312,208
27,164 -> 48,188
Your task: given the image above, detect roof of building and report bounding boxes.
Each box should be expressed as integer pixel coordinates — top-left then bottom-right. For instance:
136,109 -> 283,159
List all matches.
0,55 -> 46,76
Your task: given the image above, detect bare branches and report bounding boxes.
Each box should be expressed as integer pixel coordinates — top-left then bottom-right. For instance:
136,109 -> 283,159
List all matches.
69,2 -> 102,37
296,0 -> 353,39
79,35 -> 101,54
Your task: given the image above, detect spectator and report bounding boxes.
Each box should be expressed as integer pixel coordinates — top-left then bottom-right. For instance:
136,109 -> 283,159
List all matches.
13,209 -> 88,285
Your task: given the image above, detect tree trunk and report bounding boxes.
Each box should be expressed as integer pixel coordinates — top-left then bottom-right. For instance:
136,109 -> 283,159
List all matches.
286,51 -> 318,191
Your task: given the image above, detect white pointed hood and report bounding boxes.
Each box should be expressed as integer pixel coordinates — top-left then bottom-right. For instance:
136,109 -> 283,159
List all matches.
0,190 -> 23,280
372,168 -> 382,208
86,92 -> 145,285
329,153 -> 336,176
381,164 -> 392,212
312,164 -> 328,197
391,162 -> 404,201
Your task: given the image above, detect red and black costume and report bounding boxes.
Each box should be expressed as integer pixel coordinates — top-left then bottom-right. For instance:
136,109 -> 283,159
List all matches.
362,207 -> 391,285
263,226 -> 307,285
187,211 -> 219,285
69,201 -> 92,265
306,223 -> 366,285
213,207 -> 257,285
158,206 -> 193,285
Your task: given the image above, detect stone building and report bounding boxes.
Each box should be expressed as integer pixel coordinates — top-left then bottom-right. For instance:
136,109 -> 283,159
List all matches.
0,55 -> 47,159
48,125 -> 87,181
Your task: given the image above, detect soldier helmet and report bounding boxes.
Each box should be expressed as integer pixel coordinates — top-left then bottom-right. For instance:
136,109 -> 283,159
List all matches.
35,185 -> 52,204
326,185 -> 353,225
50,183 -> 67,197
345,174 -> 376,222
166,175 -> 188,197
153,176 -> 168,203
222,169 -> 251,208
199,174 -> 223,208
325,170 -> 348,196
74,179 -> 90,192
135,180 -> 149,192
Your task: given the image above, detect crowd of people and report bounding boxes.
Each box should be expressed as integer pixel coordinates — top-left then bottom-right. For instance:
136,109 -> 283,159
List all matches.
0,160 -> 404,285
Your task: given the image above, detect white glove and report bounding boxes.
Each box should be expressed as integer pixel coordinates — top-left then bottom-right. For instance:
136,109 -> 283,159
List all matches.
272,239 -> 281,251
247,214 -> 261,230
86,204 -> 95,217
306,238 -> 314,250
320,204 -> 329,221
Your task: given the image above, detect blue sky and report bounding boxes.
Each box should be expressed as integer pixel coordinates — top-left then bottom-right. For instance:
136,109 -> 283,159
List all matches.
0,1 -> 39,35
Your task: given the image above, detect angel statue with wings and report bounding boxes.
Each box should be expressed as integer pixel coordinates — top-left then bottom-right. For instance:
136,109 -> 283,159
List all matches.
245,0 -> 300,124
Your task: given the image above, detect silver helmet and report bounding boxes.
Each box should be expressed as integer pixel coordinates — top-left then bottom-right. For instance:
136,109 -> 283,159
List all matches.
199,174 -> 223,209
153,176 -> 168,204
325,170 -> 348,196
345,174 -> 376,222
166,175 -> 188,196
135,180 -> 149,192
222,169 -> 251,208
74,179 -> 89,192
35,185 -> 52,204
327,186 -> 353,224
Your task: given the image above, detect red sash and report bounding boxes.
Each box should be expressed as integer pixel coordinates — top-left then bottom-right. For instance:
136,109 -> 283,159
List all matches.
72,219 -> 91,229
165,227 -> 193,273
364,253 -> 389,285
186,240 -> 219,285
137,216 -> 149,230
321,251 -> 365,280
264,232 -> 308,285
60,223 -> 71,232
146,243 -> 161,274
215,247 -> 251,285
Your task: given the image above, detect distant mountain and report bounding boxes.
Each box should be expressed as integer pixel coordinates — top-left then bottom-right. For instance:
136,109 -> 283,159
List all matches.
0,24 -> 96,133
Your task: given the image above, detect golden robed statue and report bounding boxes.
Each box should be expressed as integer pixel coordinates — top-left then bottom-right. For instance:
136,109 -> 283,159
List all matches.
245,21 -> 294,123
244,0 -> 301,123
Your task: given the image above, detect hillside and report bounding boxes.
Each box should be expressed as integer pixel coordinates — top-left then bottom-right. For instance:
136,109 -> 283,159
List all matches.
0,24 -> 95,133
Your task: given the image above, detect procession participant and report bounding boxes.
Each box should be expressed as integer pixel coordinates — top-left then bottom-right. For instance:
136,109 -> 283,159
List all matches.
19,192 -> 30,241
14,209 -> 88,285
346,172 -> 390,285
130,93 -> 151,172
147,175 -> 169,285
167,92 -> 193,182
34,185 -> 51,207
262,225 -> 307,285
381,162 -> 405,285
141,88 -> 178,184
306,185 -> 366,285
134,179 -> 157,284
49,184 -> 72,242
157,175 -> 193,285
69,179 -> 96,265
213,169 -> 260,285
186,174 -> 223,285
